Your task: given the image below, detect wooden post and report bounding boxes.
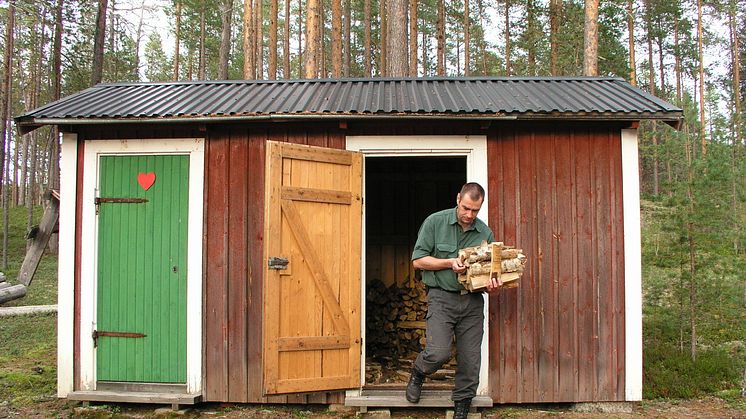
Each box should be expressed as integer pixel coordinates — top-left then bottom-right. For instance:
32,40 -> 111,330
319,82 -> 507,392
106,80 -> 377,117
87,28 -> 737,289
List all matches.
18,192 -> 59,286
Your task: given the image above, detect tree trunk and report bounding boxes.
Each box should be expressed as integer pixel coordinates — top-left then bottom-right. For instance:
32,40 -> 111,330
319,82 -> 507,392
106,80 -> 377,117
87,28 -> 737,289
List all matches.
318,0 -> 325,77
387,0 -> 408,77
583,0 -> 599,76
219,0 -> 234,79
409,0 -> 418,76
305,0 -> 320,77
244,0 -> 256,79
730,0 -> 740,145
646,1 -> 655,95
697,0 -> 706,154
343,0 -> 350,77
436,0 -> 444,75
269,0 -> 278,79
380,0 -> 387,76
256,0 -> 264,78
729,0 -> 741,253
527,0 -> 536,75
478,0 -> 486,75
332,0 -> 342,77
51,0 -> 62,191
285,0 -> 291,77
550,0 -> 562,76
504,0 -> 511,76
0,0 -> 14,199
464,0 -> 470,76
174,1 -> 182,80
297,0 -> 303,77
134,1 -> 145,79
674,19 -> 681,102
657,37 -> 665,97
364,0 -> 371,76
91,0 -> 108,85
627,0 -> 636,85
422,29 -> 428,74
199,5 -> 206,79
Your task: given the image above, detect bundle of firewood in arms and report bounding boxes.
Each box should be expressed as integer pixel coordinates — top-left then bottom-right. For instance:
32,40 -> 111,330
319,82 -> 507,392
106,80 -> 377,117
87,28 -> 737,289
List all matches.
457,241 -> 526,292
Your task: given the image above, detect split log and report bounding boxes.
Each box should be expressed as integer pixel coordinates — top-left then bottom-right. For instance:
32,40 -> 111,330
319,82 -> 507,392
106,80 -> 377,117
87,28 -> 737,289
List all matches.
0,284 -> 28,304
458,241 -> 526,292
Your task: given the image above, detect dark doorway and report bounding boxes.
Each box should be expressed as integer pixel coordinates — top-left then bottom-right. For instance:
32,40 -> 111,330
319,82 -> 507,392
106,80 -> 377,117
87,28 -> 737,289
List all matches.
364,156 -> 466,388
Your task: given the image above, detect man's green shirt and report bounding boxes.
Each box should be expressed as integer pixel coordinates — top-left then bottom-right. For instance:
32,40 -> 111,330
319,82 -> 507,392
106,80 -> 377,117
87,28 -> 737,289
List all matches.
411,207 -> 495,291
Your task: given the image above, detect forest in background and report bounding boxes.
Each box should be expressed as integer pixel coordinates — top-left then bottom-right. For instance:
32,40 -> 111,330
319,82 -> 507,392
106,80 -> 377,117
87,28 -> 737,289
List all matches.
0,0 -> 743,399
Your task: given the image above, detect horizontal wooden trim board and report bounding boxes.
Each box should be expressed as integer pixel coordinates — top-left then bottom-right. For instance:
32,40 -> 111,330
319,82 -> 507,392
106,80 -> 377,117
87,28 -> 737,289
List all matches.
277,335 -> 351,352
276,376 -> 354,393
67,390 -> 201,405
280,145 -> 353,165
281,186 -> 352,205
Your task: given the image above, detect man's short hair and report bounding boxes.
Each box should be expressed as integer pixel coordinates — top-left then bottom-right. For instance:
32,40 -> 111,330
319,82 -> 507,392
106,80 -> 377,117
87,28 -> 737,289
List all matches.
459,182 -> 485,201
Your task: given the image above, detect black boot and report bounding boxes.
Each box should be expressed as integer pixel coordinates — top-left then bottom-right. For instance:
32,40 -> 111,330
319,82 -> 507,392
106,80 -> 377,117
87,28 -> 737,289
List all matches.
405,367 -> 426,403
453,398 -> 472,419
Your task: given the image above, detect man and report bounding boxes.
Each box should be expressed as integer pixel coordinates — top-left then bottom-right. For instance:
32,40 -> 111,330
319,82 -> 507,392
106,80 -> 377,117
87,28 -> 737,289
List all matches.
407,182 -> 501,419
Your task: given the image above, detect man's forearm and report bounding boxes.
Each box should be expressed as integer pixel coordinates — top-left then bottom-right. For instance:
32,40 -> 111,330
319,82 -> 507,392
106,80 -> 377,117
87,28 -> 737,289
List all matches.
413,256 -> 460,271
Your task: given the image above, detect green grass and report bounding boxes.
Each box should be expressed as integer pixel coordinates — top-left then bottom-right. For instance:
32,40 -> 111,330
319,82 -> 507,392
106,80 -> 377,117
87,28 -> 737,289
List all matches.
0,313 -> 57,406
0,205 -> 59,408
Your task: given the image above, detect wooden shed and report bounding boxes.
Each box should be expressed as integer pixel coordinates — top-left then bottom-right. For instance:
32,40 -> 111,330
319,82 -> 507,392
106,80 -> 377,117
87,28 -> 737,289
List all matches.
16,77 -> 681,409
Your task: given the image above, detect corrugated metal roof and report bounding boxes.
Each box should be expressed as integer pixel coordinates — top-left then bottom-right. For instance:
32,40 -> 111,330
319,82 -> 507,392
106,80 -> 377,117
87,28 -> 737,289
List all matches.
15,77 -> 682,132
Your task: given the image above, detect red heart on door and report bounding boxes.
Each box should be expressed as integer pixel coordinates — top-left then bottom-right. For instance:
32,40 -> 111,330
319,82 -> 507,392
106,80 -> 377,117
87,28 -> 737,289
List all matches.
137,172 -> 156,191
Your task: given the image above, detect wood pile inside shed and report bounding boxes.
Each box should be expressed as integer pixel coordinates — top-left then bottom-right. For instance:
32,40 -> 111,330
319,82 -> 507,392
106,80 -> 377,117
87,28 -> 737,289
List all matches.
365,277 -> 456,385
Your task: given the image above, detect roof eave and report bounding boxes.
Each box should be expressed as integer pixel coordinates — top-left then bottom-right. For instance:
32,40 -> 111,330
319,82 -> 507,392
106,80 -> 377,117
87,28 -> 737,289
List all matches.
16,111 -> 684,134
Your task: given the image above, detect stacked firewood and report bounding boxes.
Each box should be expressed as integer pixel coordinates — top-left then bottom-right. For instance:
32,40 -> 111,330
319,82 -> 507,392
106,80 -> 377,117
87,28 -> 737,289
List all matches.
366,278 -> 427,359
458,241 -> 526,292
366,277 -> 459,384
365,277 -> 464,384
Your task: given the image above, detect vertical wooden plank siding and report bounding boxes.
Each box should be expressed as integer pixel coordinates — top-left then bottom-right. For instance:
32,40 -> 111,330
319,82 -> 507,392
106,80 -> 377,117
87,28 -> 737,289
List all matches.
227,133 -> 249,402
203,124 -> 346,402
488,124 -> 626,403
204,134 -> 230,400
74,141 -> 86,390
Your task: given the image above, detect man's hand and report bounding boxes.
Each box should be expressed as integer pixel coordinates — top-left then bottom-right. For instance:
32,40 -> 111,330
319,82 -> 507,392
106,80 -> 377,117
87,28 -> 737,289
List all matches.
486,273 -> 503,292
450,258 -> 467,274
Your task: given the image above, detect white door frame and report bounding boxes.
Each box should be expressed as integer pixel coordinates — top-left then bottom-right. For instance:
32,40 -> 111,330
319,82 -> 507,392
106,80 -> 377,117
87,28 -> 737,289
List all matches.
77,138 -> 204,393
346,135 -> 490,396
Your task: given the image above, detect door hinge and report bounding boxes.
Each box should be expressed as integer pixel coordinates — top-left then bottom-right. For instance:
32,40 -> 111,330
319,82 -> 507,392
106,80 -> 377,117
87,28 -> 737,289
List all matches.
93,330 -> 147,348
95,197 -> 148,214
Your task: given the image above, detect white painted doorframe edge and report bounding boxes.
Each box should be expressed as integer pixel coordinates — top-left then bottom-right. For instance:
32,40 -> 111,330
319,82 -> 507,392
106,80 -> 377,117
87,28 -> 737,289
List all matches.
77,138 -> 204,394
621,129 -> 643,401
58,133 -> 78,397
345,135 -> 490,397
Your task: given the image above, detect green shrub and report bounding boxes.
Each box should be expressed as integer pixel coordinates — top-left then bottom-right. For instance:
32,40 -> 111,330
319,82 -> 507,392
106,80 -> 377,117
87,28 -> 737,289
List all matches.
643,343 -> 741,399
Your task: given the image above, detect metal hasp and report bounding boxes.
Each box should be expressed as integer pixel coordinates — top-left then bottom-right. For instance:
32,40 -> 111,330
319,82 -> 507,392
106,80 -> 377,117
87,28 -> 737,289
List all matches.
268,256 -> 289,270
95,197 -> 149,214
93,330 -> 147,348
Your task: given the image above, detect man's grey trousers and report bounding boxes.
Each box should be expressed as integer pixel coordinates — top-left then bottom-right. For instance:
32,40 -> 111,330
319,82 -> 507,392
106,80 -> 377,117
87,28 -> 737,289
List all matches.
413,287 -> 485,402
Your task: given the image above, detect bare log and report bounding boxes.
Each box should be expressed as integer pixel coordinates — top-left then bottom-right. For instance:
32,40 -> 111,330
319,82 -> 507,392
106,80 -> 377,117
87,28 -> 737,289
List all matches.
0,284 -> 27,304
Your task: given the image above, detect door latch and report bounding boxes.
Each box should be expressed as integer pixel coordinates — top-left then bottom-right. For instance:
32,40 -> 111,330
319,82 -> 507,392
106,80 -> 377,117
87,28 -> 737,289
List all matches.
268,256 -> 289,270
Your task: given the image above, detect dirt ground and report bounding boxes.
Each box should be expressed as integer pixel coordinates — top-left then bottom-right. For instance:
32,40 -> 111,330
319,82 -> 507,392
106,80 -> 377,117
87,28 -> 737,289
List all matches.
1,397 -> 745,419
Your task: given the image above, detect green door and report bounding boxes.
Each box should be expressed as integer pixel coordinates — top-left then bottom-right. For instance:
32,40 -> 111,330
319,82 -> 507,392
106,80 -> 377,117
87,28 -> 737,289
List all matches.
96,154 -> 189,383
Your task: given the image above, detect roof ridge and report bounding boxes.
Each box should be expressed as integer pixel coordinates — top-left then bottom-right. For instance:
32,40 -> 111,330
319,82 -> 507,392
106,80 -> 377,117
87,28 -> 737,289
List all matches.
93,76 -> 626,88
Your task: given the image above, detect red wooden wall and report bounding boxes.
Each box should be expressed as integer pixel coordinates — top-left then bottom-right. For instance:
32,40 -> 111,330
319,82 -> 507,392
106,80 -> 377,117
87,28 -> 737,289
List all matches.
202,123 -> 347,403
71,120 -> 629,403
487,123 -> 626,402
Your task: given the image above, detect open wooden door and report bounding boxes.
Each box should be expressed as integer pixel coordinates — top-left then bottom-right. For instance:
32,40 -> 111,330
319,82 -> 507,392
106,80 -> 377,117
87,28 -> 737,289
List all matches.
263,141 -> 362,395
